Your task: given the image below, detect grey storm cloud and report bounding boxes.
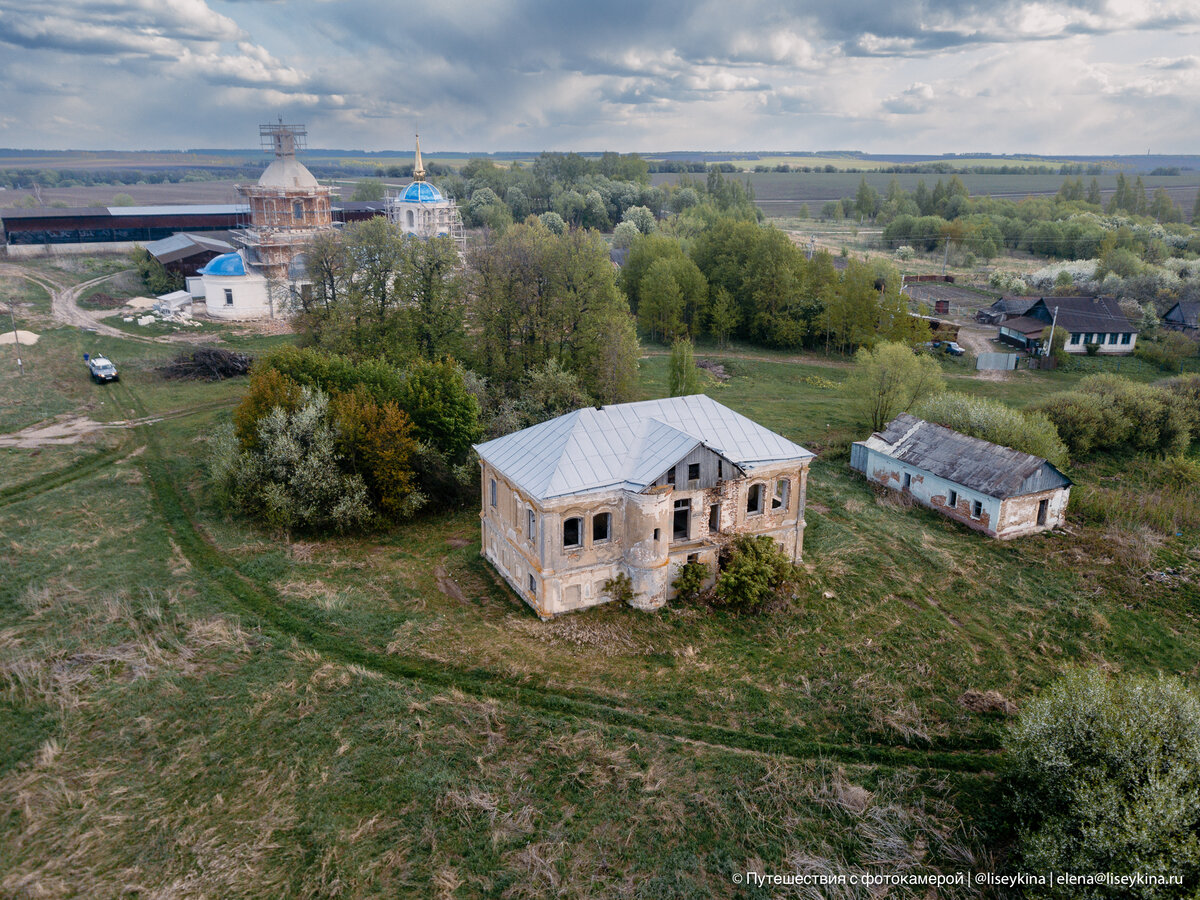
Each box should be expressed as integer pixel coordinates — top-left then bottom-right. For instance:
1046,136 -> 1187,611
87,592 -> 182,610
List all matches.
0,0 -> 1197,150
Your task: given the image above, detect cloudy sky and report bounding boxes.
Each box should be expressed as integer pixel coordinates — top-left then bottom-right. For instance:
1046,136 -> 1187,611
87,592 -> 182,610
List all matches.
1,0 -> 1197,153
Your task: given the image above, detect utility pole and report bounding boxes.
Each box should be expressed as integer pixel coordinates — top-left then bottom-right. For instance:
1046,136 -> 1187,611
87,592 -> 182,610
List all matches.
941,238 -> 950,275
7,297 -> 24,376
1044,305 -> 1060,358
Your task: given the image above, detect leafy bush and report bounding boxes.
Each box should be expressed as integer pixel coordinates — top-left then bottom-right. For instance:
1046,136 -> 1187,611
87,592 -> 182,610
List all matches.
671,561 -> 709,604
1037,375 -> 1193,457
915,391 -> 1069,469
394,356 -> 481,461
233,368 -> 304,448
602,572 -> 634,605
1084,342 -> 1101,356
225,390 -> 376,535
329,387 -> 425,520
1135,332 -> 1197,373
713,535 -> 800,611
845,341 -> 946,432
1006,669 -> 1200,897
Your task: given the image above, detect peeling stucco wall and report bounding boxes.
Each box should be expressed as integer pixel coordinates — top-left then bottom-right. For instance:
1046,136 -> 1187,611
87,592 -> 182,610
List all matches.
479,459 -> 811,618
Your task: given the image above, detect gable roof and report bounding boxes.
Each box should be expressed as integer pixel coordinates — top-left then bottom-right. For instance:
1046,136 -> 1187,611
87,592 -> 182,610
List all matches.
857,413 -> 1070,498
1026,297 -> 1135,333
145,232 -> 234,265
474,394 -> 814,502
1164,302 -> 1199,328
992,297 -> 1035,316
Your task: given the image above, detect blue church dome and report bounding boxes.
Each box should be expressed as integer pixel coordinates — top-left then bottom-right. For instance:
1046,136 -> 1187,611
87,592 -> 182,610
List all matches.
200,252 -> 247,276
401,181 -> 443,203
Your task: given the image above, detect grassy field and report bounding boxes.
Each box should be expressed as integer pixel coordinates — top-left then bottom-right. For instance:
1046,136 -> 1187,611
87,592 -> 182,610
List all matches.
2,272 -> 1198,895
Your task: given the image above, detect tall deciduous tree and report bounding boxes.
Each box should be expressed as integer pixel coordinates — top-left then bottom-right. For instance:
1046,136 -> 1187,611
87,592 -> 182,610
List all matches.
668,337 -> 702,396
845,341 -> 945,431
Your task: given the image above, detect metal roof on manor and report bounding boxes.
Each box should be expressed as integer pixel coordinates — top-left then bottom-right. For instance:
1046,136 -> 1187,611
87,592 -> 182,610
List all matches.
859,413 -> 1070,499
475,394 -> 814,502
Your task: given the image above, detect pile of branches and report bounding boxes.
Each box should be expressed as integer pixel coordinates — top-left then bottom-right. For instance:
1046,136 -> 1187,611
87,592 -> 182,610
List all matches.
158,347 -> 252,381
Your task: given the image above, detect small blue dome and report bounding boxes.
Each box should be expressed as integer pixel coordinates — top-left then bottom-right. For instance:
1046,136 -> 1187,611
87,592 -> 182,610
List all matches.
401,181 -> 443,203
201,252 -> 247,276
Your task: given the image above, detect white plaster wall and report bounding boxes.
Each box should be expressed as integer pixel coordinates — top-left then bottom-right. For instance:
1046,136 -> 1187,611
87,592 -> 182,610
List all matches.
201,272 -> 271,320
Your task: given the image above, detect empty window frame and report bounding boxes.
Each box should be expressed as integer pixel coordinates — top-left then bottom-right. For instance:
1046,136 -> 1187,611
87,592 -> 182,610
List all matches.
948,490 -> 958,510
717,459 -> 723,479
771,478 -> 790,510
666,467 -> 676,485
593,512 -> 611,543
746,483 -> 764,515
708,503 -> 719,533
224,288 -> 234,306
526,507 -> 536,541
673,498 -> 691,541
653,528 -> 660,542
972,499 -> 983,519
490,479 -> 497,507
902,471 -> 912,490
688,463 -> 700,482
563,517 -> 582,548
528,573 -> 536,594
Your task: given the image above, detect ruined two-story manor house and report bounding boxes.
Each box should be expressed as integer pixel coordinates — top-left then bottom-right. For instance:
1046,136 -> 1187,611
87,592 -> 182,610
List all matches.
474,395 -> 815,618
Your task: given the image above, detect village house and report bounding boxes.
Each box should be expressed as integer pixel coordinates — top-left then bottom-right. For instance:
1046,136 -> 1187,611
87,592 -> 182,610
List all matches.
997,296 -> 1137,354
850,414 -> 1071,539
474,395 -> 814,618
1163,301 -> 1199,333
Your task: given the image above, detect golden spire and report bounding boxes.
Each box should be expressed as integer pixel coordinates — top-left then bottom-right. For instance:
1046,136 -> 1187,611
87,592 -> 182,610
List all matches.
413,132 -> 425,182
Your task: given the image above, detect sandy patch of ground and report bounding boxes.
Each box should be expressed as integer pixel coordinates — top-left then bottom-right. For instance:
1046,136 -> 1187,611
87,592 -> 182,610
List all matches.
0,330 -> 39,345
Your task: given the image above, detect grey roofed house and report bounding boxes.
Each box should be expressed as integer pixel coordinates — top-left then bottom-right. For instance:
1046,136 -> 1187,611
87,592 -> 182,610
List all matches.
145,232 -> 236,276
976,296 -> 1033,324
851,413 -> 1071,538
475,394 -> 814,501
475,395 -> 815,618
998,296 -> 1137,353
1163,301 -> 1199,332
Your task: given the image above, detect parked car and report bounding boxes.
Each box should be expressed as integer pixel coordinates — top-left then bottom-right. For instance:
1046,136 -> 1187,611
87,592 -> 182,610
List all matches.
86,353 -> 119,383
941,341 -> 965,356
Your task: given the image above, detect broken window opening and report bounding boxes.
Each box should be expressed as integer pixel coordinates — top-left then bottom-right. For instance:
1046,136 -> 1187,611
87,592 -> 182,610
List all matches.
665,467 -> 676,485
528,573 -> 536,594
902,472 -> 912,490
772,478 -> 790,510
673,498 -> 691,541
526,508 -> 536,541
747,483 -> 763,515
708,503 -> 719,533
593,512 -> 611,543
490,479 -> 497,507
948,490 -> 958,510
972,500 -> 983,519
563,517 -> 582,548
1037,498 -> 1049,526
688,463 -> 700,482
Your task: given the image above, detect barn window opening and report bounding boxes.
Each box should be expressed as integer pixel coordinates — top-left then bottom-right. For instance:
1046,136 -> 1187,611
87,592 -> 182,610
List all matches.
902,472 -> 912,490
747,483 -> 763,515
666,467 -> 676,485
717,459 -> 723,479
1037,498 -> 1049,526
709,503 -> 719,532
948,490 -> 958,509
772,479 -> 790,510
688,463 -> 700,481
593,512 -> 611,543
673,498 -> 691,541
563,517 -> 582,548
972,500 -> 983,519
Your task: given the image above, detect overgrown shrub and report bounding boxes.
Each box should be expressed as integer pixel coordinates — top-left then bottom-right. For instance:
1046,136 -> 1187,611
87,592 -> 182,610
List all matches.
1036,374 -> 1193,458
233,368 -> 304,448
671,561 -> 709,604
1135,332 -> 1197,373
225,390 -> 376,535
712,535 -> 800,611
915,391 -> 1069,469
1084,342 -> 1100,356
1006,669 -> 1200,897
602,572 -> 634,605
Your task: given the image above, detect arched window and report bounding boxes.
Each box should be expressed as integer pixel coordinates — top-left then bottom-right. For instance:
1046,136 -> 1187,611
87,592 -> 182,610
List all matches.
563,517 -> 582,548
772,478 -> 790,510
407,209 -> 415,228
592,512 -> 611,543
746,483 -> 764,515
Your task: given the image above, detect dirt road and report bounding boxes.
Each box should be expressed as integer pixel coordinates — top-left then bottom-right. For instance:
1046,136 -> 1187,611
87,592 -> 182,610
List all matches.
955,324 -> 1010,382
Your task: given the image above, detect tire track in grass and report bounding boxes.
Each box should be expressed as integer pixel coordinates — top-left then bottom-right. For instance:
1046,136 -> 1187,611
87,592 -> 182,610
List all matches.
0,445 -> 132,509
119,380 -> 998,774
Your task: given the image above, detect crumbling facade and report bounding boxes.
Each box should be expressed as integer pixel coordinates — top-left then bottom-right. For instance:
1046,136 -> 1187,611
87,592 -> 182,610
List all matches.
851,414 -> 1071,539
474,395 -> 814,618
